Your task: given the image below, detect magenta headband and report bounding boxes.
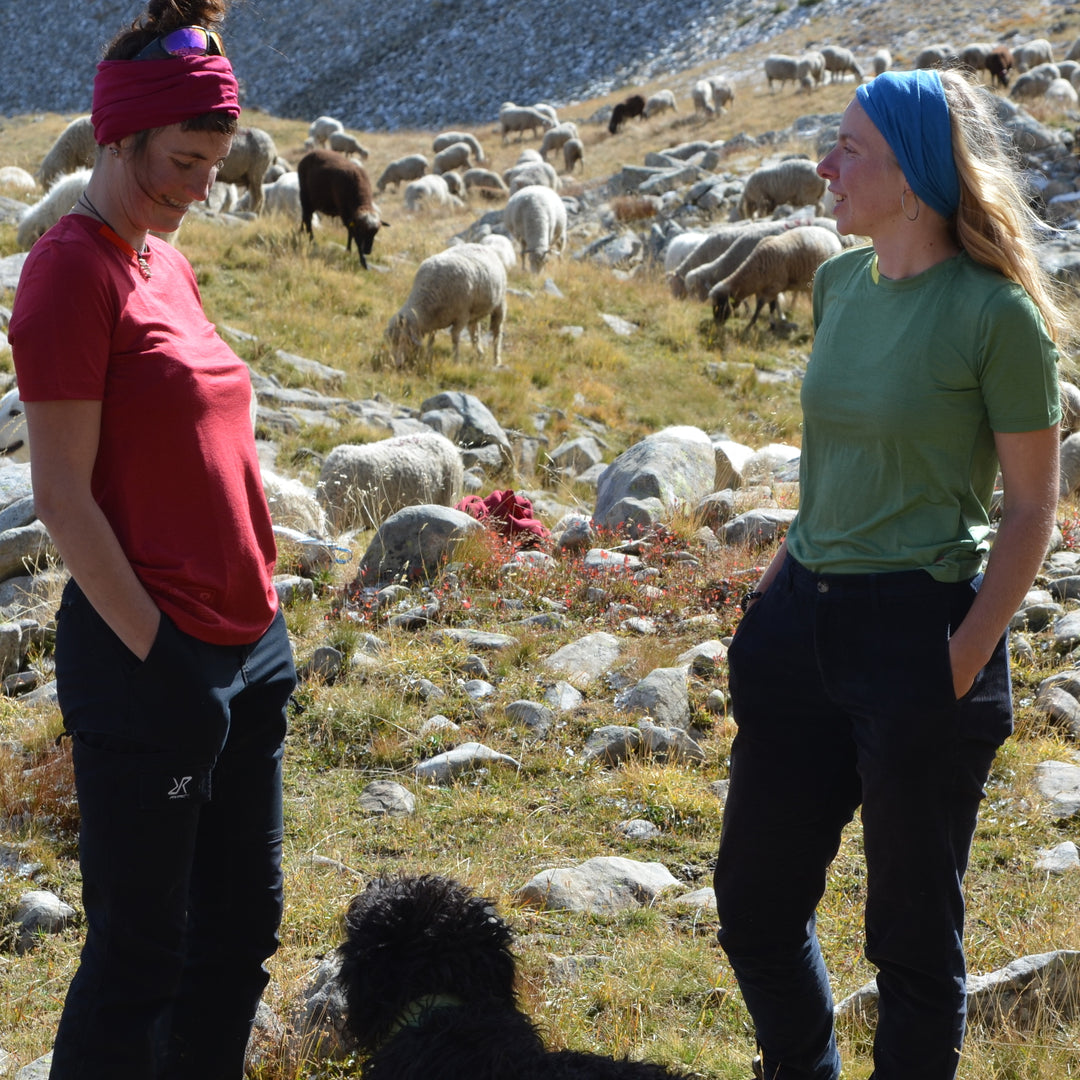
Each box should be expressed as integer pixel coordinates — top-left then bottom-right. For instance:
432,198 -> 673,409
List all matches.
92,55 -> 240,146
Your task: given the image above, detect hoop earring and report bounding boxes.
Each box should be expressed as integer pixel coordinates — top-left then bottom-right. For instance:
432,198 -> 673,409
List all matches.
901,189 -> 920,222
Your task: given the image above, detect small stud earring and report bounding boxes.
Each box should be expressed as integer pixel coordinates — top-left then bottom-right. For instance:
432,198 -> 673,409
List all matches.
110,146 -> 120,157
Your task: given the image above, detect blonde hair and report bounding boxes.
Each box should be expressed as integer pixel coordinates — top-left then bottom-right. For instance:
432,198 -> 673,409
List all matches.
940,68 -> 1069,345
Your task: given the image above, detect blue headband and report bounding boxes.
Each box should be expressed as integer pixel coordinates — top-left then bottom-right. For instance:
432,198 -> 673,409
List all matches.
856,70 -> 960,220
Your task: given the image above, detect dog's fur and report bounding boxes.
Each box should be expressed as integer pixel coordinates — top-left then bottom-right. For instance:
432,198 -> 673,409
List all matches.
335,874 -> 692,1079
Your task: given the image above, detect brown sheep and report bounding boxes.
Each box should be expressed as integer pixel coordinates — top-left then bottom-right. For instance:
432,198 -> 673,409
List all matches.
297,149 -> 387,268
608,94 -> 646,134
986,46 -> 1014,88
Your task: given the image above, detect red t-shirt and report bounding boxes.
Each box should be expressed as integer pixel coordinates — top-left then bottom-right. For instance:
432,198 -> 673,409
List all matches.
9,213 -> 278,645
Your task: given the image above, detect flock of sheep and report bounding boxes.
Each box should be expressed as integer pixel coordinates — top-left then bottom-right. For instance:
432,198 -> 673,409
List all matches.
9,26 -> 1079,370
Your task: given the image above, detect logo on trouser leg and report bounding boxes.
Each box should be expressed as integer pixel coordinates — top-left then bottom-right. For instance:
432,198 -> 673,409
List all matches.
168,776 -> 193,799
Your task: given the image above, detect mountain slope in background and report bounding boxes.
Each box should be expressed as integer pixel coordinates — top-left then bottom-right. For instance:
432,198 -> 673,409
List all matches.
0,0 -> 1055,130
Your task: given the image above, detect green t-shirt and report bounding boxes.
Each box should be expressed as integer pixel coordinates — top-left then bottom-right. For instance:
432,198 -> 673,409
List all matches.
786,245 -> 1060,582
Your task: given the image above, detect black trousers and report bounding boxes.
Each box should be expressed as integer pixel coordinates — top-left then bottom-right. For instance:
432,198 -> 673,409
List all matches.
48,580 -> 296,1080
714,555 -> 1012,1080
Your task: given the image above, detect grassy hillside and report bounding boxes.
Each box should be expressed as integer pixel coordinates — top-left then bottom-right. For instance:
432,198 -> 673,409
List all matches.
3,9 -> 1080,1076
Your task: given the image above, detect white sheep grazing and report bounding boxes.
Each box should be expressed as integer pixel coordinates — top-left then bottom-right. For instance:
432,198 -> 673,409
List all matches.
376,154 -> 428,192
384,243 -> 507,367
532,103 -> 559,124
498,104 -> 556,143
433,143 -> 472,174
504,160 -> 560,194
308,116 -> 345,147
662,232 -> 707,274
462,168 -> 510,197
36,116 -> 96,188
796,51 -> 826,91
479,232 -> 517,269
404,173 -> 460,212
708,77 -> 735,109
915,44 -> 954,69
0,167 -> 36,192
692,79 -> 716,114
685,230 -> 780,302
562,137 -> 584,174
441,171 -> 464,197
328,131 -> 370,160
643,90 -> 678,118
16,169 -> 90,249
764,55 -> 799,91
710,225 -> 842,328
262,468 -> 328,535
1015,37 -> 1054,72
258,172 -> 310,223
433,131 -> 486,163
504,184 -> 567,273
216,126 -> 278,214
317,431 -> 465,531
871,48 -> 892,76
1010,62 -> 1061,99
819,45 -> 863,83
539,123 -> 579,161
740,159 -> 826,219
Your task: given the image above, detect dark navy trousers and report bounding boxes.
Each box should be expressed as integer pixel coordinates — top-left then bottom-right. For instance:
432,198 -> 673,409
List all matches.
714,555 -> 1012,1080
48,580 -> 296,1080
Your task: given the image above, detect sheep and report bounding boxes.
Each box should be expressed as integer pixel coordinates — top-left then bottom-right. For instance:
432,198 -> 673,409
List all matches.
328,131 -> 370,160
432,131 -> 486,163
1046,77 -> 1079,108
539,123 -> 579,161
384,244 -> 507,368
515,149 -> 543,164
710,225 -> 842,328
317,431 -> 464,531
216,126 -> 278,214
503,184 -> 567,273
1014,38 -> 1054,72
796,51 -> 826,91
662,232 -> 707,275
981,46 -> 1014,89
764,54 -> 799,91
265,158 -> 292,184
17,169 -> 90,250
915,44 -> 954,69
478,232 -> 517,269
504,160 -> 560,194
692,79 -> 716,115
669,217 -> 838,297
643,90 -> 678,119
1068,37 -> 1080,63
404,173 -> 461,212
740,158 -> 826,219
462,168 -> 510,197
958,42 -> 994,74
708,77 -> 735,109
36,116 -> 96,189
297,148 -> 385,268
498,104 -> 556,143
433,143 -> 472,174
441,171 -> 464,197
308,116 -> 345,147
249,172 -> 307,222
871,48 -> 892,76
532,103 -> 560,125
0,166 -> 36,192
684,230 -> 780,302
376,154 -> 428,192
608,94 -> 646,134
562,137 -> 585,174
1010,62 -> 1061,100
820,45 -> 864,83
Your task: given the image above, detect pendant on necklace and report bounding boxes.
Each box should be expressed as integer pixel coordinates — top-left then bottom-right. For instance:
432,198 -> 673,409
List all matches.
136,253 -> 152,281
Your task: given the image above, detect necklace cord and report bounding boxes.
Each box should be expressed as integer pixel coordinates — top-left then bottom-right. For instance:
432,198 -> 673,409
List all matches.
77,194 -> 152,280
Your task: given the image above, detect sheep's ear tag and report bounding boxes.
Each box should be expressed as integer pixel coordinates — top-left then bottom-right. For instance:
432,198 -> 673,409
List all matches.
869,254 -> 880,285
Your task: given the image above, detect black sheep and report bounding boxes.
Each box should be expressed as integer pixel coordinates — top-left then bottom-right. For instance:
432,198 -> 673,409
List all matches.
297,149 -> 387,268
986,46 -> 1013,89
608,93 -> 646,134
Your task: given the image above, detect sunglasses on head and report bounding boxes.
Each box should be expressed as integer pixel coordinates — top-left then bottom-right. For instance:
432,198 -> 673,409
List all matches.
134,25 -> 225,61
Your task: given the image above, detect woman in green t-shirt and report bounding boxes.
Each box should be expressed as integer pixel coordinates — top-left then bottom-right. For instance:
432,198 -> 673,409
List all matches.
713,69 -> 1065,1080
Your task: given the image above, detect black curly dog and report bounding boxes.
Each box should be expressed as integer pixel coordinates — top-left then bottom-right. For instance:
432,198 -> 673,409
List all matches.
335,873 -> 692,1079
